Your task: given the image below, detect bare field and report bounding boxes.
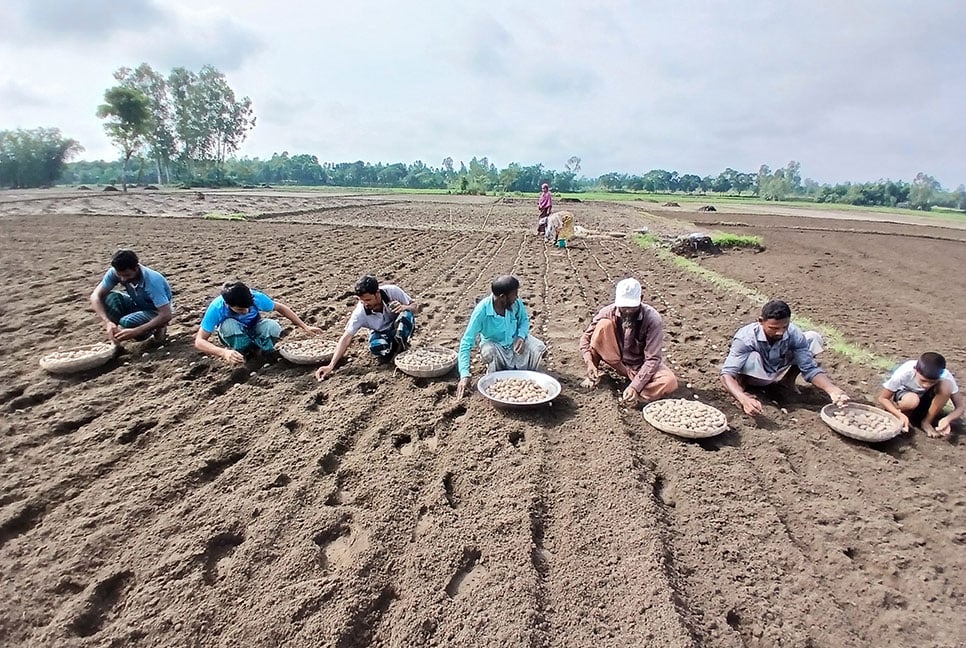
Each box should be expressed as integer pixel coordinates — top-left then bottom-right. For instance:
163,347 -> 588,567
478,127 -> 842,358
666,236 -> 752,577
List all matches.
0,192 -> 964,648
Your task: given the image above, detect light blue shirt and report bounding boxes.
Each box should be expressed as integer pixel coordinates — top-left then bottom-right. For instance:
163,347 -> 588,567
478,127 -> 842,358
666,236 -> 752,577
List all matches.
721,322 -> 823,382
99,264 -> 172,311
458,296 -> 531,377
200,290 -> 275,332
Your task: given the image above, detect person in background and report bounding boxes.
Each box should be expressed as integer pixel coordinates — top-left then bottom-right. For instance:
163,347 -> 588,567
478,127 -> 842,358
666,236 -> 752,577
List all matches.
195,281 -> 321,364
537,182 -> 552,234
877,352 -> 964,438
90,248 -> 173,343
316,274 -> 420,380
720,299 -> 849,415
580,278 -> 678,404
456,275 -> 546,398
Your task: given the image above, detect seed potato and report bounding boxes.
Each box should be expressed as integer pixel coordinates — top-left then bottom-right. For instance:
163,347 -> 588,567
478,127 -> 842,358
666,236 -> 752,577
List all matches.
486,378 -> 550,404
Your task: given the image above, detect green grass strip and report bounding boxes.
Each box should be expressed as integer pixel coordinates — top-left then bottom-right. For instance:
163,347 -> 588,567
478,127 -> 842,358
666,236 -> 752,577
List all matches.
632,234 -> 895,371
709,232 -> 764,248
203,212 -> 247,221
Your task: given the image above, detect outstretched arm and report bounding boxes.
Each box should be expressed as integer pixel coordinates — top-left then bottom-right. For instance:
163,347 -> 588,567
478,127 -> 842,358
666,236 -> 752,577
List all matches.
274,301 -> 322,335
316,330 -> 354,381
811,373 -> 849,404
90,285 -> 119,342
721,373 -> 763,416
195,328 -> 244,365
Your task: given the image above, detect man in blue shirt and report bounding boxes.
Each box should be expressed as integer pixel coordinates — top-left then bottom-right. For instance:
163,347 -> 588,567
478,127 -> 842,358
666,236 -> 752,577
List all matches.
194,281 -> 322,365
456,275 -> 546,398
90,249 -> 173,342
721,299 -> 849,415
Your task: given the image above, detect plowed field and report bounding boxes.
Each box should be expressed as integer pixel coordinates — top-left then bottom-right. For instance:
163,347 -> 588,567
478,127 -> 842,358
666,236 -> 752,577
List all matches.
1,191 -> 963,647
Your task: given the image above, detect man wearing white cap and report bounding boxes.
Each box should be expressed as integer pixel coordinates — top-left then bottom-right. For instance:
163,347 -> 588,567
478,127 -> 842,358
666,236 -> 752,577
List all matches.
721,299 -> 849,415
579,277 -> 678,403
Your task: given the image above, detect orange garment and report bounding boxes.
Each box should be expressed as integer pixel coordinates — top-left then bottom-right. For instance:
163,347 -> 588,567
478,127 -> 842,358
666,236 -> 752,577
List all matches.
587,318 -> 678,399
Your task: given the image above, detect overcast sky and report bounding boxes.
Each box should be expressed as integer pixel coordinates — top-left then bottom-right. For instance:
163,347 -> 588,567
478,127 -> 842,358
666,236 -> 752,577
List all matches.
2,0 -> 963,186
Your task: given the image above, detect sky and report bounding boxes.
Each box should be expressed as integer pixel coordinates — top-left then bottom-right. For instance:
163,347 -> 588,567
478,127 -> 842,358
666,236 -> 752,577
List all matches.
2,0 -> 964,187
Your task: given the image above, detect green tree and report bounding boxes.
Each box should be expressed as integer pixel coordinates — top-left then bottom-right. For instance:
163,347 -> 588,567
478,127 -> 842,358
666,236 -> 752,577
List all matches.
114,63 -> 175,184
0,128 -> 83,188
97,86 -> 152,191
908,172 -> 940,211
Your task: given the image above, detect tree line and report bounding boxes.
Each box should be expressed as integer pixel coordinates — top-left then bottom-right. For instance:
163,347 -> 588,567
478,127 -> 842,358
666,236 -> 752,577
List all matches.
58,154 -> 965,211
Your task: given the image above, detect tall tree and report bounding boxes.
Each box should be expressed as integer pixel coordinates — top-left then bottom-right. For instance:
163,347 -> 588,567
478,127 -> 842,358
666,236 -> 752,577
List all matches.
908,172 -> 940,211
97,86 -> 151,191
114,63 -> 175,184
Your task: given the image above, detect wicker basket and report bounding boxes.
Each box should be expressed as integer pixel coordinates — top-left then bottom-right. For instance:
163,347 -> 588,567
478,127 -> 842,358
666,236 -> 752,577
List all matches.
277,338 -> 338,365
40,343 -> 117,375
642,399 -> 728,439
820,403 -> 901,442
394,346 -> 458,378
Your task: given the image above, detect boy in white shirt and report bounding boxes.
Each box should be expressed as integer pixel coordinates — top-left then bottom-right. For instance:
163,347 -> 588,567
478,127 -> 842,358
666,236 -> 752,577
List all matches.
878,352 -> 964,438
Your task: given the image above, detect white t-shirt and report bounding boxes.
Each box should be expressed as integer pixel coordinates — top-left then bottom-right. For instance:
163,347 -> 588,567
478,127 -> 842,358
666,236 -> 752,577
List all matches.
883,360 -> 958,394
345,285 -> 412,335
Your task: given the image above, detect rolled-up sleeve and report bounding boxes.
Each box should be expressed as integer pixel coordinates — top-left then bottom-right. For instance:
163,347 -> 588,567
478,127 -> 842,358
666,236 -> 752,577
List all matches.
790,330 -> 823,382
721,334 -> 752,376
514,300 -> 530,339
458,305 -> 484,378
630,309 -> 664,392
579,312 -> 602,359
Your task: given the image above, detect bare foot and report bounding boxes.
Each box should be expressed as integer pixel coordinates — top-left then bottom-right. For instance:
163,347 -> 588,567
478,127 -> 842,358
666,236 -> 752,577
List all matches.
922,421 -> 943,438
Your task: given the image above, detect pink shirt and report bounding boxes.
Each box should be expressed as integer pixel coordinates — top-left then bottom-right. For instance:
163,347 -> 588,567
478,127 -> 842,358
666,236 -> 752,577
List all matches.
538,190 -> 552,210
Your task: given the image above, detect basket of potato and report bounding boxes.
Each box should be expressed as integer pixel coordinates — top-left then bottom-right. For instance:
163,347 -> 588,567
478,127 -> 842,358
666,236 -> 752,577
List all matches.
40,342 -> 117,375
642,399 -> 728,439
394,346 -> 458,378
477,370 -> 561,407
276,338 -> 338,365
820,403 -> 901,442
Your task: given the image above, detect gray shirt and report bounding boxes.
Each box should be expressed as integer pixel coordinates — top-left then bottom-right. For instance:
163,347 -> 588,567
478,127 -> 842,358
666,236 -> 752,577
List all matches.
721,322 -> 823,382
345,285 -> 412,335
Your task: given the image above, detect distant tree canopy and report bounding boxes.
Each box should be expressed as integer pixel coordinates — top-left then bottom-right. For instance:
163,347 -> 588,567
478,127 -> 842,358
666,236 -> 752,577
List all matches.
0,128 -> 83,189
97,86 -> 152,192
109,62 -> 255,184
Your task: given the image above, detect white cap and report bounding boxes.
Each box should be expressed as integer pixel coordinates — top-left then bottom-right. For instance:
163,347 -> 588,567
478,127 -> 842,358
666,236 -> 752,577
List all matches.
615,278 -> 642,307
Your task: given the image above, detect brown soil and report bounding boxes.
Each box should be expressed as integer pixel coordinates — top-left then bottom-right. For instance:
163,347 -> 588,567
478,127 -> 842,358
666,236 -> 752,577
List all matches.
1,191 -> 964,648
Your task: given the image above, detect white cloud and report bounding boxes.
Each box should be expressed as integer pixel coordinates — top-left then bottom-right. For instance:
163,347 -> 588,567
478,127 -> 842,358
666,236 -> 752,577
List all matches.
1,0 -> 963,186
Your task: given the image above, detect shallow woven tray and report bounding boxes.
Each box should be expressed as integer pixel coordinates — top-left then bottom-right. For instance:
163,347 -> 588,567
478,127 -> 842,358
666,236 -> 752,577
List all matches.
276,338 -> 338,365
820,402 -> 901,442
40,343 -> 117,375
642,399 -> 728,439
477,370 -> 561,408
394,346 -> 458,378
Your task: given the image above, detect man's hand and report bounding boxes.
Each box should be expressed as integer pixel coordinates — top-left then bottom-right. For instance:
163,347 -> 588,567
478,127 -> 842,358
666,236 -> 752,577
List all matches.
104,322 -> 120,342
456,377 -> 471,399
315,364 -> 335,381
740,395 -> 764,416
222,348 -> 245,365
303,325 -> 324,336
936,415 -> 953,437
512,337 -> 525,354
388,300 -> 405,315
897,412 -> 911,433
584,361 -> 600,386
114,327 -> 139,342
620,385 -> 638,404
830,389 -> 850,406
